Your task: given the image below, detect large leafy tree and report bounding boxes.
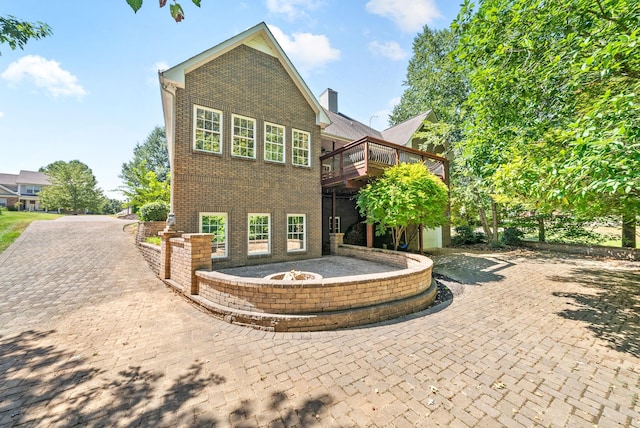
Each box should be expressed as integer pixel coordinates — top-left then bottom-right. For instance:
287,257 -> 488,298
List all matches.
126,0 -> 201,22
120,126 -> 170,212
389,25 -> 506,242
356,163 -> 449,250
454,0 -> 639,247
1,1 -> 196,56
120,126 -> 169,187
0,15 -> 51,55
390,26 -> 468,128
39,161 -> 105,213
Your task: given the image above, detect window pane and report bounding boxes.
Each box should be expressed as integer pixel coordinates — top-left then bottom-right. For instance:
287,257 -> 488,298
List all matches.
248,214 -> 270,255
265,123 -> 285,163
292,130 -> 310,166
287,215 -> 305,252
232,116 -> 256,158
194,106 -> 222,154
201,213 -> 227,258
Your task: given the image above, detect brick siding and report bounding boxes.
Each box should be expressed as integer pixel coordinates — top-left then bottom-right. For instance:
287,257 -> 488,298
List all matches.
171,44 -> 322,269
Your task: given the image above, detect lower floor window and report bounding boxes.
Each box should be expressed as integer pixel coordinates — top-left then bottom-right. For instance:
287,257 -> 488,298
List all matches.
248,214 -> 270,255
287,214 -> 306,252
200,212 -> 227,258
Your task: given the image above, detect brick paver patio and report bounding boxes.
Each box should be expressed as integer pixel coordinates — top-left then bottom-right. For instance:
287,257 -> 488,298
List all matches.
0,216 -> 638,427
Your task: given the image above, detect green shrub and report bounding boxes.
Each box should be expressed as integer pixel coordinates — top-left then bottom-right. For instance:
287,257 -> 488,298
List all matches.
501,227 -> 524,246
145,236 -> 161,245
452,225 -> 486,245
138,201 -> 169,222
343,222 -> 366,246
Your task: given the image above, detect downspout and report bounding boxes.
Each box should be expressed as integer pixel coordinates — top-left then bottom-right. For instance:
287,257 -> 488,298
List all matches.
159,74 -> 177,215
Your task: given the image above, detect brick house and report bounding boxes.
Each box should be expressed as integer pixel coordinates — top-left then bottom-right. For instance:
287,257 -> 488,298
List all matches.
159,22 -> 448,269
0,170 -> 50,211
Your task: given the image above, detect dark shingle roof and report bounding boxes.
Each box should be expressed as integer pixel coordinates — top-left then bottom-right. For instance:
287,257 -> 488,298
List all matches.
381,110 -> 432,146
0,173 -> 18,187
16,170 -> 50,186
322,108 -> 383,141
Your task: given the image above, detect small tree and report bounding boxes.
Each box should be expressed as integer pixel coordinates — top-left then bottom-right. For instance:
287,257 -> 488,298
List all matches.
356,163 -> 449,250
121,163 -> 170,212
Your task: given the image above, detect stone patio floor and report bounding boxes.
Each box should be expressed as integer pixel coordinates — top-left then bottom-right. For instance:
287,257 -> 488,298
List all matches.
219,255 -> 400,278
0,215 -> 639,427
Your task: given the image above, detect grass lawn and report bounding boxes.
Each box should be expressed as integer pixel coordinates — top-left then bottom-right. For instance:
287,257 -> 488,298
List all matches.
523,225 -> 639,248
592,226 -> 640,248
0,211 -> 63,254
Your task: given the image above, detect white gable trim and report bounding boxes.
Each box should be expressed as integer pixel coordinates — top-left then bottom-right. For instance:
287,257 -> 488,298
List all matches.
160,22 -> 330,128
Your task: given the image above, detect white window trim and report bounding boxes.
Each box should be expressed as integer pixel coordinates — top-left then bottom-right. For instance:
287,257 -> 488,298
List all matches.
287,214 -> 306,252
248,213 -> 271,255
193,105 -> 223,154
232,114 -> 257,159
199,212 -> 228,258
264,122 -> 286,163
292,129 -> 311,167
329,216 -> 341,233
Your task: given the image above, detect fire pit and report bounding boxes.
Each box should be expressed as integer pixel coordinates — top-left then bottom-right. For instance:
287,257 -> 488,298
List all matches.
265,270 -> 322,281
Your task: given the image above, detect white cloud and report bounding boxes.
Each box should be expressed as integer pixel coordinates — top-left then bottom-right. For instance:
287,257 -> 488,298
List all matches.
147,61 -> 169,86
368,41 -> 406,61
0,112 -> 4,119
268,25 -> 340,73
1,55 -> 86,99
154,61 -> 169,72
366,0 -> 442,33
265,0 -> 322,20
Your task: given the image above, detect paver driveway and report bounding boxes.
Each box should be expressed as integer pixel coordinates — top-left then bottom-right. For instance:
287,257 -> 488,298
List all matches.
0,216 -> 639,427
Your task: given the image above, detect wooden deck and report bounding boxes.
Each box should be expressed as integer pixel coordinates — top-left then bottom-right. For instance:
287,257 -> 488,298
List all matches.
320,135 -> 448,189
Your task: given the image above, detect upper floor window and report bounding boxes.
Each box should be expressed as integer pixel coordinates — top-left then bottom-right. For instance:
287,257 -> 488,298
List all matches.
292,129 -> 310,167
248,214 -> 270,255
287,214 -> 306,252
199,212 -> 227,258
25,185 -> 41,194
194,106 -> 222,154
264,122 -> 285,163
232,115 -> 256,159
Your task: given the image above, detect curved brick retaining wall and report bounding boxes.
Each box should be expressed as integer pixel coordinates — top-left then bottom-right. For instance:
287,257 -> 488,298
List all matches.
194,245 -> 437,331
138,232 -> 439,332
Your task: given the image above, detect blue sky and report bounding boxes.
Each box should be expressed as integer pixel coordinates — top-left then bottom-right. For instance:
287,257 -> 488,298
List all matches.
0,0 -> 460,199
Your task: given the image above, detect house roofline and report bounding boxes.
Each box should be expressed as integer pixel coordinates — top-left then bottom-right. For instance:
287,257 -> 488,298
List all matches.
159,22 -> 330,129
0,184 -> 18,196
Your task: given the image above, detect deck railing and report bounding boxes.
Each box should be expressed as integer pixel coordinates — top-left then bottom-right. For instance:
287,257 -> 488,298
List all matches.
320,136 -> 448,187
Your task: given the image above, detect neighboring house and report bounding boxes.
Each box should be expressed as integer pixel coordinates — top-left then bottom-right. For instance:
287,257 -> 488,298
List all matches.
159,22 -> 448,269
0,170 -> 50,211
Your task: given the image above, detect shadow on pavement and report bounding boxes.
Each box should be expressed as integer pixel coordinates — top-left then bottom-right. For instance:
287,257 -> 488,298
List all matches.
0,329 -> 334,426
550,268 -> 640,358
431,253 -> 513,285
229,390 -> 333,427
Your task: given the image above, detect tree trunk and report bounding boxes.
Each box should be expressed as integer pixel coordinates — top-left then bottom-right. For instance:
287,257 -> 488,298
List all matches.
622,212 -> 636,248
491,199 -> 499,244
476,198 -> 492,238
537,216 -> 546,242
